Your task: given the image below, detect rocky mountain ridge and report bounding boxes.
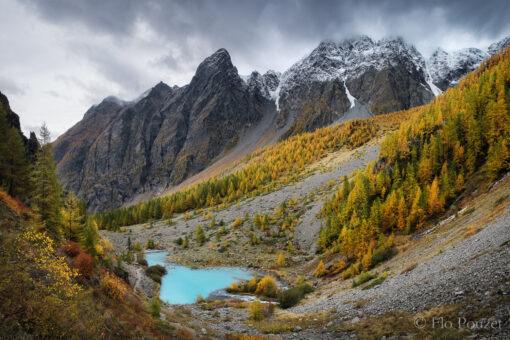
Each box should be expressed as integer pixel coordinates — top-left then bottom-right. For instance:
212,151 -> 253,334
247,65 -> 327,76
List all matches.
427,36 -> 510,91
53,35 -> 510,211
54,49 -> 276,211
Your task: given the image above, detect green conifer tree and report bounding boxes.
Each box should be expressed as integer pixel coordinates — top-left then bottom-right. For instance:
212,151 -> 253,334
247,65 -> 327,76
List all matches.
31,124 -> 63,238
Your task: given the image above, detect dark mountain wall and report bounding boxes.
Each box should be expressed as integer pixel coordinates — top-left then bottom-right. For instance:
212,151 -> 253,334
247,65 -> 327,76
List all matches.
53,49 -> 275,211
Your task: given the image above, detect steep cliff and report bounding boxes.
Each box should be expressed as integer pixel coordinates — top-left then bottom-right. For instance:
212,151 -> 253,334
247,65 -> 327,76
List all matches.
53,49 -> 275,211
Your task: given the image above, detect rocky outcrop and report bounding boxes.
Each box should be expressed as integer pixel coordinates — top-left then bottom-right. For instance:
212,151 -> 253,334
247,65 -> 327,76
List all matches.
54,49 -> 275,211
0,91 -> 39,161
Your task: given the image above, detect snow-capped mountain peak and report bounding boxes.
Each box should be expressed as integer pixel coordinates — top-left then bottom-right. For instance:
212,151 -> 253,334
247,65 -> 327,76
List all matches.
427,46 -> 489,91
488,36 -> 510,55
278,36 -> 430,104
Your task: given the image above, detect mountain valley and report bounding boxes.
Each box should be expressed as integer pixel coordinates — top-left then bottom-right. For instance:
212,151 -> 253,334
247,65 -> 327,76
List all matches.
0,12 -> 509,339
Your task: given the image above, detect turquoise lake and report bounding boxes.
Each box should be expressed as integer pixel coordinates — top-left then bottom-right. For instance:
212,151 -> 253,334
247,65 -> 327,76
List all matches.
145,251 -> 253,304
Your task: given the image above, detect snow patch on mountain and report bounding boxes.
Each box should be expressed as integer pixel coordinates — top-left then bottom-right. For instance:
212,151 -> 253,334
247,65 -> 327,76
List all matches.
425,68 -> 443,97
343,81 -> 356,108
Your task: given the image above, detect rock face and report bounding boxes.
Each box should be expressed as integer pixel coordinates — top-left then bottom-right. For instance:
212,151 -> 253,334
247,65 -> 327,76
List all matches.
276,37 -> 435,137
427,36 -> 510,91
487,36 -> 510,55
53,49 -> 276,211
427,47 -> 489,91
0,91 -> 39,161
54,35 -> 509,212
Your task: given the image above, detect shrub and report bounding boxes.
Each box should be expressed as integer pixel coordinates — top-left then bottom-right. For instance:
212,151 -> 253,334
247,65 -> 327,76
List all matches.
100,271 -> 127,301
65,241 -> 82,257
342,262 -> 361,280
175,237 -> 183,245
314,260 -> 326,277
175,327 -> 194,340
232,217 -> 243,228
73,251 -> 94,278
146,238 -> 156,249
195,294 -> 206,303
0,188 -> 28,215
195,225 -> 205,246
133,241 -> 142,252
150,296 -> 161,318
255,275 -> 278,298
277,253 -> 285,267
138,258 -> 148,266
250,234 -> 260,245
250,300 -> 264,321
362,272 -> 388,290
370,247 -> 394,268
146,265 -> 167,283
330,260 -> 346,275
228,282 -> 239,292
247,275 -> 259,292
277,283 -> 313,308
352,272 -> 377,287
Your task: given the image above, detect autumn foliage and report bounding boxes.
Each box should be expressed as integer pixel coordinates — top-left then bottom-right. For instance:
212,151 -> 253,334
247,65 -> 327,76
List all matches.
73,251 -> 94,279
318,46 -> 510,266
94,119 -> 377,230
100,270 -> 128,302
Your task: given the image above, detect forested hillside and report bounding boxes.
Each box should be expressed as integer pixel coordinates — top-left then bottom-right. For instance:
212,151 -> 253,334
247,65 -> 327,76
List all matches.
317,46 -> 510,275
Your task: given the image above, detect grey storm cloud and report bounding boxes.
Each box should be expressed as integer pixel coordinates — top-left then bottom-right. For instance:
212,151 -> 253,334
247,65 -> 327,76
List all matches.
20,0 -> 510,48
2,0 -> 509,139
17,0 -> 510,86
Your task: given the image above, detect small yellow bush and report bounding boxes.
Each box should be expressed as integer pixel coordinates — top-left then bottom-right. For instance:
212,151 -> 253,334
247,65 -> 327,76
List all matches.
255,275 -> 277,297
331,260 -> 347,275
100,271 -> 127,302
277,253 -> 285,267
232,217 -> 243,228
229,282 -> 239,292
250,300 -> 263,321
314,260 -> 326,277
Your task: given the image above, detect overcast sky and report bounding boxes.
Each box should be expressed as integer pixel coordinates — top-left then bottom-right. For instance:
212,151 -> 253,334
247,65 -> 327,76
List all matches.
1,0 -> 509,139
